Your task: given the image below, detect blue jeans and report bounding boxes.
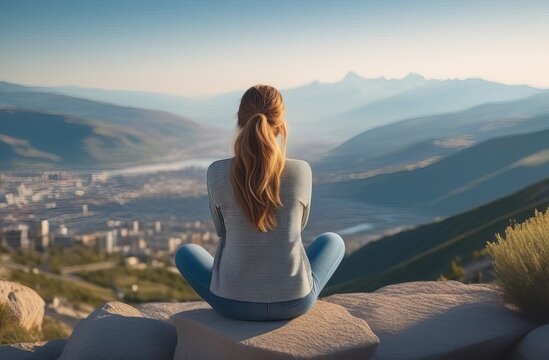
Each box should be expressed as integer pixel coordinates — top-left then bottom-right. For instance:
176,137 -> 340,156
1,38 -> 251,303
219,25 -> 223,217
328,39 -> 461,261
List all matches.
175,232 -> 345,321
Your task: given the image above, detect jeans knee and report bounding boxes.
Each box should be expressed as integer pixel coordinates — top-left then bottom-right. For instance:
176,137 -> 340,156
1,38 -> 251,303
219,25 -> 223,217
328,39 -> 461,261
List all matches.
317,232 -> 345,253
175,243 -> 200,270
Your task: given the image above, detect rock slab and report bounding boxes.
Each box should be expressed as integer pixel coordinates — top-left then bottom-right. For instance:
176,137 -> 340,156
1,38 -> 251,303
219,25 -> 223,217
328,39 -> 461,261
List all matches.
0,339 -> 67,360
512,324 -> 549,360
58,301 -> 177,360
326,281 -> 538,360
171,300 -> 380,360
0,280 -> 45,331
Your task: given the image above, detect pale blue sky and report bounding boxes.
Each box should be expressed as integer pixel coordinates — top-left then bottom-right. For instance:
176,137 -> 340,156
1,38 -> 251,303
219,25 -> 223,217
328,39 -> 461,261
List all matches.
1,0 -> 548,95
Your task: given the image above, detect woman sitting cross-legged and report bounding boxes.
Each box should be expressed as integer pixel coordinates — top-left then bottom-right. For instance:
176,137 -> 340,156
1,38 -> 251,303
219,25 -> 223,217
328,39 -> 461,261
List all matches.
175,84 -> 345,321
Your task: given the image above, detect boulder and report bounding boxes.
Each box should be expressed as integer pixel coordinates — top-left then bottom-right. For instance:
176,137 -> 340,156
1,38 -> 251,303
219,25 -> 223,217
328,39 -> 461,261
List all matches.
171,300 -> 380,360
512,324 -> 549,360
58,301 -> 177,360
325,281 -> 538,360
0,280 -> 45,331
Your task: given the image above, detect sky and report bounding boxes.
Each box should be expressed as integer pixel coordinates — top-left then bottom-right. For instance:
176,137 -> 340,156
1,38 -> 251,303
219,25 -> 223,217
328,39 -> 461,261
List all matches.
1,0 -> 548,96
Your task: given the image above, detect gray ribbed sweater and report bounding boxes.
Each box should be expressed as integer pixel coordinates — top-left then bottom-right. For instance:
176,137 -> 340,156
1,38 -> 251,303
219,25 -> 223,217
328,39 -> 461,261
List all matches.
207,157 -> 313,302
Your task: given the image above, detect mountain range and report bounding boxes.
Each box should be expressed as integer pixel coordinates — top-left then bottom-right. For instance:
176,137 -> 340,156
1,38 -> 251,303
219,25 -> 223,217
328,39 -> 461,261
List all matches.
316,127 -> 549,216
316,92 -> 549,174
10,73 -> 543,144
1,75 -> 547,170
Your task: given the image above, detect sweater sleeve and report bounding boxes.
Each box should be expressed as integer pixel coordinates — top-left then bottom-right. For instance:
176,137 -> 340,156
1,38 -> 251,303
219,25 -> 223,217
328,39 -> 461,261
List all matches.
207,165 -> 225,238
301,162 -> 313,231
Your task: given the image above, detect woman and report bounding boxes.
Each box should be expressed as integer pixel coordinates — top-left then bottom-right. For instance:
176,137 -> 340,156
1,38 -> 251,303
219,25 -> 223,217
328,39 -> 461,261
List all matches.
175,84 -> 345,321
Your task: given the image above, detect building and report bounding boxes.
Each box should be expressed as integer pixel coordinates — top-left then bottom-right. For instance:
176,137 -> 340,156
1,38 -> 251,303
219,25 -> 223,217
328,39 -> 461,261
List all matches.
99,230 -> 115,254
53,234 -> 73,247
3,225 -> 31,249
36,219 -> 50,250
53,224 -> 73,247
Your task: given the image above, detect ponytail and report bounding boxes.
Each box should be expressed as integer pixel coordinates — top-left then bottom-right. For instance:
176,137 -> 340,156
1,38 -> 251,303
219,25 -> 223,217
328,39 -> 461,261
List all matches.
231,85 -> 287,232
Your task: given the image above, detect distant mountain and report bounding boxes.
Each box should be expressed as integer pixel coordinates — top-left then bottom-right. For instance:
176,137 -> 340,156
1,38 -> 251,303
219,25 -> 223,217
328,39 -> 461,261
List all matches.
318,92 -> 549,173
5,73 -> 542,143
325,77 -> 542,138
0,89 -> 229,169
324,178 -> 549,295
316,127 -> 549,216
0,109 -> 162,169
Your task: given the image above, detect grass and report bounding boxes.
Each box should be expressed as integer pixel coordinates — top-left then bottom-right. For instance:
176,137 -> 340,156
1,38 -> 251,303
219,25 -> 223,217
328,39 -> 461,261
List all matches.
0,303 -> 40,344
487,208 -> 549,321
8,269 -> 115,308
0,303 -> 71,345
76,266 -> 199,303
47,245 -> 121,274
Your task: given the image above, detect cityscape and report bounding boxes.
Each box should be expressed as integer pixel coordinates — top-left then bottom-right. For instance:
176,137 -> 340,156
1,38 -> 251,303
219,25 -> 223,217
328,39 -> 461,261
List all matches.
0,166 -> 219,308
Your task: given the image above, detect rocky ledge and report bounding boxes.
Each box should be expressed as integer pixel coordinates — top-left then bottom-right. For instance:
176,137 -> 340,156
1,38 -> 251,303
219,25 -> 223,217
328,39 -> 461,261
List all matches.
1,280 -> 547,360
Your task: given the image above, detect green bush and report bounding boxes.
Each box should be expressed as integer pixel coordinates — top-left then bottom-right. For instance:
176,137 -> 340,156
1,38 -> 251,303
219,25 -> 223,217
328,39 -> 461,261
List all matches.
487,208 -> 549,321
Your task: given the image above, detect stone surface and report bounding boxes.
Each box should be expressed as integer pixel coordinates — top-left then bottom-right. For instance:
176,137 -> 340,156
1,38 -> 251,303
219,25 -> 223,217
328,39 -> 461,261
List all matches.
171,300 -> 380,360
136,301 -> 209,321
58,301 -> 177,360
0,280 -> 46,331
512,324 -> 549,360
325,281 -> 538,360
0,339 -> 67,360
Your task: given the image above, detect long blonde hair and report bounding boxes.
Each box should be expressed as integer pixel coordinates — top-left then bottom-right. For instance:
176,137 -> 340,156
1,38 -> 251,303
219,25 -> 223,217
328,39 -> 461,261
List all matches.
231,84 -> 288,232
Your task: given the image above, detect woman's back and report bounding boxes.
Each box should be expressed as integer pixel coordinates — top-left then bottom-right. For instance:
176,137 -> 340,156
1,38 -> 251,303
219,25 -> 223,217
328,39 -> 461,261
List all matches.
207,157 -> 313,303
175,84 -> 344,321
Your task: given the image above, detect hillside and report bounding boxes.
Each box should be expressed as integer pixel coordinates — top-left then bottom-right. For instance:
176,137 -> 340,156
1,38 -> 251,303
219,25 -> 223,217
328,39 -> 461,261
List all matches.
324,178 -> 549,295
0,89 -> 228,169
317,127 -> 549,216
318,92 -> 549,173
0,109 -> 171,169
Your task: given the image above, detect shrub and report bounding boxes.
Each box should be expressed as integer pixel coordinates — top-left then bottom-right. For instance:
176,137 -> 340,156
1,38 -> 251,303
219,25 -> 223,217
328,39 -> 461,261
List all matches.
0,303 -> 40,345
487,208 -> 549,321
0,303 -> 71,344
41,316 -> 71,340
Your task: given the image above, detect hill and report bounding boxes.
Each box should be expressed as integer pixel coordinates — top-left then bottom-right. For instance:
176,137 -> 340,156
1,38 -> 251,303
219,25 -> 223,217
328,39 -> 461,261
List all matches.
317,127 -> 549,216
0,109 -> 179,169
324,178 -> 549,295
0,90 -> 228,169
317,92 -> 549,173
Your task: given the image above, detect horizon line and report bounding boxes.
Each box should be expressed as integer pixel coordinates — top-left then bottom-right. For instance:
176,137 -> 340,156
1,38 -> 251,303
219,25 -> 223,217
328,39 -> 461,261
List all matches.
1,71 -> 547,98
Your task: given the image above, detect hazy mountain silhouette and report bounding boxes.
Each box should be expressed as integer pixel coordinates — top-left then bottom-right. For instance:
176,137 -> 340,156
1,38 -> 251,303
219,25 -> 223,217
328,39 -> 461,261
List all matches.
9,73 -> 542,143
317,127 -> 549,216
324,178 -> 549,294
325,77 -> 542,138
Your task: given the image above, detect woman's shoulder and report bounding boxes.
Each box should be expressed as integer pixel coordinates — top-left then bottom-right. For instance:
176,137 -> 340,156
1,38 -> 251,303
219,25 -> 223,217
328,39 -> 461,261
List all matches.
284,158 -> 312,178
208,157 -> 232,169
285,158 -> 310,168
207,158 -> 232,180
